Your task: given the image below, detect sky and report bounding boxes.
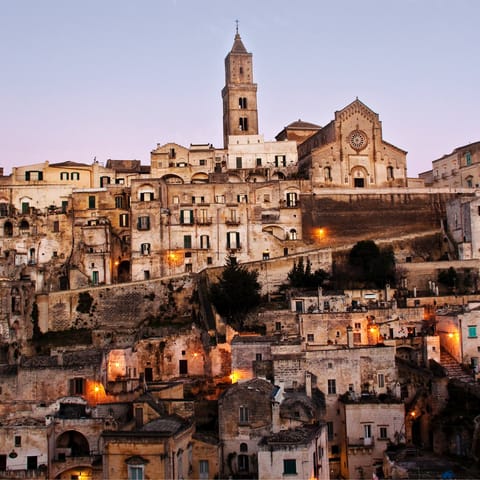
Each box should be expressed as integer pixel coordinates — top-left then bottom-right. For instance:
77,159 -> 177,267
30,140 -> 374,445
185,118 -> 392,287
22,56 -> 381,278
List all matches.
1,0 -> 478,177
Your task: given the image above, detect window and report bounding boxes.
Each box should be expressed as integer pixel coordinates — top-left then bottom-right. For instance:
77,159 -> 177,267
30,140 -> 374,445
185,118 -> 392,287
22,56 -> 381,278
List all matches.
144,270 -> 150,280
128,465 -> 144,480
283,459 -> 297,475
114,195 -> 124,209
119,214 -> 129,227
199,460 -> 209,479
379,427 -> 388,439
71,172 -> 80,180
92,271 -> 99,285
227,231 -> 240,249
327,421 -> 334,441
239,117 -> 248,131
263,194 -> 270,203
88,196 -> 96,209
307,333 -> 314,342
256,157 -> 262,166
275,155 -> 287,167
14,435 -> 21,447
60,172 -> 69,180
378,373 -> 385,388
466,151 -> 472,166
173,195 -> 180,204
199,159 -> 206,166
207,257 -> 213,265
286,192 -> 298,207
295,301 -> 303,313
0,203 -> 8,217
141,243 -> 151,255
140,192 -> 154,202
468,325 -> 477,338
327,379 -> 336,395
137,216 -> 150,230
192,196 -> 205,204
215,195 -> 225,203
467,177 -> 473,188
184,235 -> 192,249
239,405 -> 249,423
180,210 -> 194,224
200,235 -> 210,249
275,321 -> 281,331
236,157 -> 243,169
53,221 -> 60,233
364,424 -> 372,438
353,332 -> 362,343
25,171 -> 43,181
237,194 -> 248,203
324,166 -> 332,181
115,177 -> 124,184
198,209 -> 209,224
387,166 -> 394,180
69,377 -> 85,395
354,322 -> 361,329
240,443 -> 248,453
289,228 -> 297,240
255,353 -> 262,361
22,201 -> 30,214
100,176 -> 110,187
239,97 -> 247,109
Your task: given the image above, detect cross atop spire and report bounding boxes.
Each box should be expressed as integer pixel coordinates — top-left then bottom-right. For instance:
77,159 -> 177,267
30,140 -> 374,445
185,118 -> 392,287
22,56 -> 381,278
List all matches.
235,19 -> 239,34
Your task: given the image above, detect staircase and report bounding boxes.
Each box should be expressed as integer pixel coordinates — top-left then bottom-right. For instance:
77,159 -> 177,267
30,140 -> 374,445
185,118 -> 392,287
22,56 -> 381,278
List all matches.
440,349 -> 473,382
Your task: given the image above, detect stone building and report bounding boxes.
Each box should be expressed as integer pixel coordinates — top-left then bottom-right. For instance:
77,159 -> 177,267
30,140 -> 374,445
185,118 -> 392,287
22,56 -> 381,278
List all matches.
257,424 -> 329,480
419,140 -> 480,188
339,396 -> 405,479
296,98 -> 408,188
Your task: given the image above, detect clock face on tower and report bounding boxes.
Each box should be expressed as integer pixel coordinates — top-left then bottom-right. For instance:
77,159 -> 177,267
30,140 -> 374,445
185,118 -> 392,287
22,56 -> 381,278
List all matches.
349,130 -> 368,150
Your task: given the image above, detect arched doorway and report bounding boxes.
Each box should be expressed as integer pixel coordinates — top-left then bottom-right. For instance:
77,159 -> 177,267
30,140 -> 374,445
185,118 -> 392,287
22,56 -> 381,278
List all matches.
350,166 -> 369,188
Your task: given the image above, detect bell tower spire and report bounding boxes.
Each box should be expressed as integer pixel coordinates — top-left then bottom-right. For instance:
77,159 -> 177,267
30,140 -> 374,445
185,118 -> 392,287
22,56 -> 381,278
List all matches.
221,25 -> 259,148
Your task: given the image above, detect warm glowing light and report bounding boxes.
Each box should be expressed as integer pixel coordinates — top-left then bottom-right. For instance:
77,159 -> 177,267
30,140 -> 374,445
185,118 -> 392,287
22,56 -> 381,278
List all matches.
115,362 -> 120,368
94,385 -> 100,393
370,327 -> 376,333
448,332 -> 454,338
229,372 -> 239,383
193,352 -> 198,358
114,260 -> 119,266
410,411 -> 416,418
315,227 -> 327,240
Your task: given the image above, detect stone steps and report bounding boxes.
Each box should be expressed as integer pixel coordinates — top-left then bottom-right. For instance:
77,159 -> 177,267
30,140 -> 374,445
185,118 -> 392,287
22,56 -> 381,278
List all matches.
440,350 -> 473,382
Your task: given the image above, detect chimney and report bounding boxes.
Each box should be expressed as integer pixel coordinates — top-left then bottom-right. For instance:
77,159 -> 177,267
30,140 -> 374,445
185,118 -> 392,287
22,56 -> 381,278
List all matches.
347,326 -> 354,348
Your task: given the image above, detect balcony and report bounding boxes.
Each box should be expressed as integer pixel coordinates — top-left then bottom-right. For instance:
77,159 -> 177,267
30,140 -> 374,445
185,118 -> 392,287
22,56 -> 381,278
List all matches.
196,217 -> 213,225
225,219 -> 240,226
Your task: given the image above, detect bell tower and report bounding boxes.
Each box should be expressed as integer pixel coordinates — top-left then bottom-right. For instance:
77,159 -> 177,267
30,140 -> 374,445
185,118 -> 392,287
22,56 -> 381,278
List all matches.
222,25 -> 258,148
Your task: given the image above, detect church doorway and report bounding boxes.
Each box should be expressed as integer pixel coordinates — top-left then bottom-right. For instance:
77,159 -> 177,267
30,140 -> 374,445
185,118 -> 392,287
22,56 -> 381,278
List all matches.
354,178 -> 365,188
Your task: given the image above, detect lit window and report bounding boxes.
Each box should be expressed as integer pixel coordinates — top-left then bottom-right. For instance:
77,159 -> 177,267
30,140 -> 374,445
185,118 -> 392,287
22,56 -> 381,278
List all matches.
119,214 -> 129,227
286,192 -> 297,207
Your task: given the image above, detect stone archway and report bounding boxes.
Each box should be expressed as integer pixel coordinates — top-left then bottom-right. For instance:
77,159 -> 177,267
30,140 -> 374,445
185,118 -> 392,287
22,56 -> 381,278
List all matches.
350,166 -> 369,188
56,430 -> 90,457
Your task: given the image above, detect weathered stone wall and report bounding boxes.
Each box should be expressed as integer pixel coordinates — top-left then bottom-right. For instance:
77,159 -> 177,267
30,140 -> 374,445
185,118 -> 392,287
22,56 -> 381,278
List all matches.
40,275 -> 196,335
301,191 -> 454,247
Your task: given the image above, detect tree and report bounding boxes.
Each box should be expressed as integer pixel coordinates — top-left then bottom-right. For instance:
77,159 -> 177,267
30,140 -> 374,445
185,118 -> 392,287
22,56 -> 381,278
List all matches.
287,257 -> 329,288
209,256 -> 261,329
348,240 -> 395,288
